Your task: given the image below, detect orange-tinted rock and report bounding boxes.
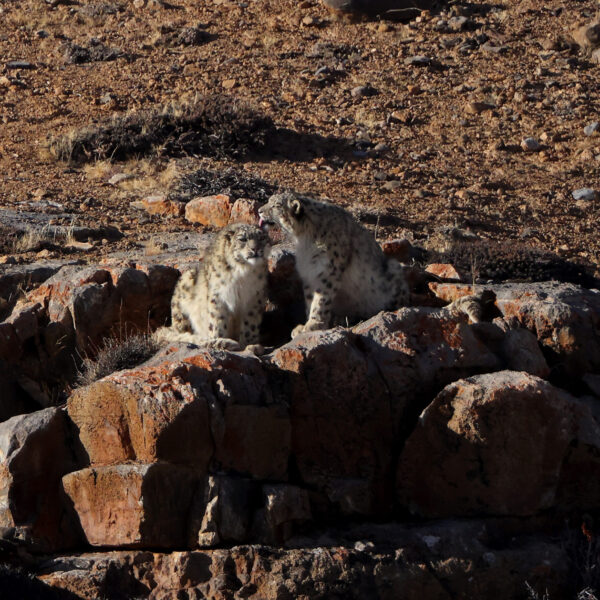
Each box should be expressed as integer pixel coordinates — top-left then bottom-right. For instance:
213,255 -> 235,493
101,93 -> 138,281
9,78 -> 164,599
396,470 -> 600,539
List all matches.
381,238 -> 413,262
69,349 -> 290,479
141,195 -> 185,217
62,463 -> 197,548
397,371 -> 600,517
25,264 -> 174,354
68,369 -> 213,469
425,263 -> 463,281
229,198 -> 260,225
0,407 -> 82,551
185,194 -> 232,227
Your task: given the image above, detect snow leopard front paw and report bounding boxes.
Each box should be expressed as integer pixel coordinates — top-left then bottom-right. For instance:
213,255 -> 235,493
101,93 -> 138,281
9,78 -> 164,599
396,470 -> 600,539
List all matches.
291,320 -> 325,338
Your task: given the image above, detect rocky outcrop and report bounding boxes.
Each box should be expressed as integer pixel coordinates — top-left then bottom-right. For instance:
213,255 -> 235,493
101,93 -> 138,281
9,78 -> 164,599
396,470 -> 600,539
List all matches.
430,281 -> 600,376
0,258 -> 599,598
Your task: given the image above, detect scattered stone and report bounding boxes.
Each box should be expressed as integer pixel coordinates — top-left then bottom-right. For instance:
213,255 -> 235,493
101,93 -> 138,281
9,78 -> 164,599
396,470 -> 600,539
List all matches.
351,84 -> 378,99
571,22 -> 600,53
572,188 -> 598,202
140,195 -> 185,217
108,173 -> 135,185
466,101 -> 495,114
62,40 -> 122,64
584,122 -> 599,136
382,180 -> 402,191
404,55 -> 431,66
480,42 -> 507,53
521,137 -> 541,152
380,238 -> 413,262
425,263 -> 463,281
6,60 -> 35,70
448,16 -> 471,31
65,241 -> 94,251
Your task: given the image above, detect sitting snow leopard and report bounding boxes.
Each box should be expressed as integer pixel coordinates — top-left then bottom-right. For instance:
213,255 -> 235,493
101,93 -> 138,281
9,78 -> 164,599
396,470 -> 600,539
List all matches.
258,191 -> 410,337
154,223 -> 270,352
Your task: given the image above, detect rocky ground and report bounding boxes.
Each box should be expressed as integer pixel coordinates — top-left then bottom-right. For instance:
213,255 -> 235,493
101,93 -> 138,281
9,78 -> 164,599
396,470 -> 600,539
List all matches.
0,0 -> 599,269
1,0 -> 600,598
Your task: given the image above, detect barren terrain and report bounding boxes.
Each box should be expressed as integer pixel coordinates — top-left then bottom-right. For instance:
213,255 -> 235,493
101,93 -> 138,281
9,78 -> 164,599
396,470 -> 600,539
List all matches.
0,0 -> 599,278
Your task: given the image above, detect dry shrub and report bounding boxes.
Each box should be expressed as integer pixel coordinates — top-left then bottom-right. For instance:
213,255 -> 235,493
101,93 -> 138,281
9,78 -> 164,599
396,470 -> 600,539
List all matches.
172,166 -> 278,203
61,40 -> 123,64
46,95 -> 274,163
77,332 -> 159,387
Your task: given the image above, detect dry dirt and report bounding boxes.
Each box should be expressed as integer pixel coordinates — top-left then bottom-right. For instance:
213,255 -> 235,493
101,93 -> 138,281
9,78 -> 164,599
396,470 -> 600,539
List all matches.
1,0 -> 599,279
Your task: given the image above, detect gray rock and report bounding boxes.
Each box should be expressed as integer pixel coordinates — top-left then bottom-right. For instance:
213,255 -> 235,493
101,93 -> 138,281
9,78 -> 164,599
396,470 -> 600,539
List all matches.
108,173 -> 135,185
521,137 -> 541,152
382,180 -> 402,191
584,121 -> 599,136
572,188 -> 598,201
6,61 -> 35,70
404,55 -> 431,66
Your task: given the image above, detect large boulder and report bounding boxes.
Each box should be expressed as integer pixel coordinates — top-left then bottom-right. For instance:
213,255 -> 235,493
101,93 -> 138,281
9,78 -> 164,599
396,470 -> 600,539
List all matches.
68,349 -> 290,480
0,407 -> 82,551
397,371 -> 600,517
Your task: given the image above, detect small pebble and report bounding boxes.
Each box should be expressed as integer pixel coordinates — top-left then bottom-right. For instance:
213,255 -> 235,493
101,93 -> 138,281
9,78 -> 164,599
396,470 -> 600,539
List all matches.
521,137 -> 541,152
108,173 -> 135,185
584,122 -> 599,136
382,180 -> 402,191
404,55 -> 431,66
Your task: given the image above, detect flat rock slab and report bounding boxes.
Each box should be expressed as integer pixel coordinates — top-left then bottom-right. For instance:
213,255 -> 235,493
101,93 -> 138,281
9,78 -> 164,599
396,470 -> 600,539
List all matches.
37,518 -> 570,599
0,208 -> 122,241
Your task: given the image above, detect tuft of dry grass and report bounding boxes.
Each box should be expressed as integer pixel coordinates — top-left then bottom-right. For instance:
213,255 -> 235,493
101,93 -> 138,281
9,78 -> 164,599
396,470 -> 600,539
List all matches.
12,224 -> 56,253
77,332 -> 160,387
45,95 -> 274,164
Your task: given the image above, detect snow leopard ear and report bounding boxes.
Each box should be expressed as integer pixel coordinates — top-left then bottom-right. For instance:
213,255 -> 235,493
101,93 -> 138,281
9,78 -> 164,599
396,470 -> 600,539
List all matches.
290,197 -> 304,219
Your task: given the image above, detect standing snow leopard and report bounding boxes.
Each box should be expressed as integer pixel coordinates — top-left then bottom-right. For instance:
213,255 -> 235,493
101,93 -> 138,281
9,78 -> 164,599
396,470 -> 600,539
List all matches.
154,223 -> 270,352
258,191 -> 410,338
